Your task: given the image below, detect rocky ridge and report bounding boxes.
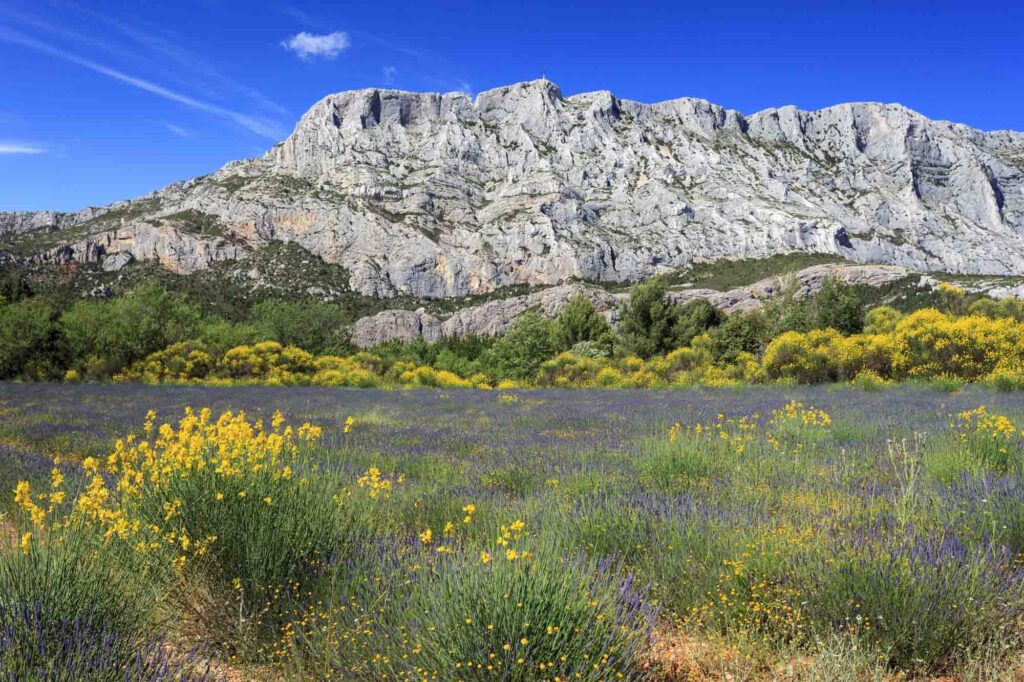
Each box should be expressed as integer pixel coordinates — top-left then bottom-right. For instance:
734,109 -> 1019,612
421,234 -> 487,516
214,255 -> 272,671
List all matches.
349,263 -> 913,347
3,80 -> 1023,300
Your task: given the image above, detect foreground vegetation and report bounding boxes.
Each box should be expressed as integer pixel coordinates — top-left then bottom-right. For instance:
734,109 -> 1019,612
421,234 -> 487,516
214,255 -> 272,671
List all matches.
2,384 -> 1024,679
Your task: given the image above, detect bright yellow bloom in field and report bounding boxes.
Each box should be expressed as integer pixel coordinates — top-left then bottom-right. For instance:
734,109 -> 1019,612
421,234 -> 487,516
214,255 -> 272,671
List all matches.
14,481 -> 45,526
11,406 -> 322,571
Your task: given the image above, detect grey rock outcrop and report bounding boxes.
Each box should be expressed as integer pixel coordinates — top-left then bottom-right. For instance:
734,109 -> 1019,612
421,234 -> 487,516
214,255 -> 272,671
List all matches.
5,80 -> 1024,297
349,263 -> 914,347
441,284 -> 620,339
101,251 -> 134,272
351,308 -> 443,347
668,263 -> 911,313
24,222 -> 247,274
351,283 -> 620,347
0,209 -> 102,237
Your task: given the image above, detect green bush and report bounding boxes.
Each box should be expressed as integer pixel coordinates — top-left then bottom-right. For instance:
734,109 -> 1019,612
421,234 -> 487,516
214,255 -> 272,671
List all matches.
485,311 -> 557,380
394,550 -> 655,680
60,284 -> 200,378
864,305 -> 903,334
0,297 -> 61,379
552,295 -> 614,355
802,541 -> 1023,671
0,523 -> 175,679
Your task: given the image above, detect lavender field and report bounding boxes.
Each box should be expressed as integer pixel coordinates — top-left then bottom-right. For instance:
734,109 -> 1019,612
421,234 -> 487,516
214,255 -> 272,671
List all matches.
3,383 -> 1024,680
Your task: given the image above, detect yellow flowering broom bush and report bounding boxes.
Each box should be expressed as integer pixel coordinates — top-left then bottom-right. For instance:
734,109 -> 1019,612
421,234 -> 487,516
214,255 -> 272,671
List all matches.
13,407 -> 345,660
951,405 -> 1021,474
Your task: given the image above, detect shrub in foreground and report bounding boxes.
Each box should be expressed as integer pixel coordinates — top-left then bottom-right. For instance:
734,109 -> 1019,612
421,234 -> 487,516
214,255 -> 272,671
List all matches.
803,537 -> 1024,672
13,408 -> 343,661
0,522 -> 216,680
397,550 -> 656,680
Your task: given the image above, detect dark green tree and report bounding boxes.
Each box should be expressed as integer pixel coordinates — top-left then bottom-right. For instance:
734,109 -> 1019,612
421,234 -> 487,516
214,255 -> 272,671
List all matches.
552,295 -> 614,354
60,284 -> 200,378
485,310 -> 557,380
704,311 -> 770,365
674,300 -> 726,347
617,277 -> 683,359
249,300 -> 348,354
809,276 -> 864,334
0,269 -> 33,304
0,298 -> 61,379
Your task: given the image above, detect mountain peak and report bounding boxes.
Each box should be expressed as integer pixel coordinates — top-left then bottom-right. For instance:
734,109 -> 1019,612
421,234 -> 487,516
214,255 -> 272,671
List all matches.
4,81 -> 1023,300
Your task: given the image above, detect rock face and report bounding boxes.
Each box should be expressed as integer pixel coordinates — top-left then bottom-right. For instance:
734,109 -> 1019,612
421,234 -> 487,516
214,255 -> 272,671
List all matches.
351,308 -> 443,347
0,209 -> 99,237
5,80 -> 1024,296
441,284 -> 621,339
668,263 -> 911,313
351,283 -> 620,347
349,263 -> 915,347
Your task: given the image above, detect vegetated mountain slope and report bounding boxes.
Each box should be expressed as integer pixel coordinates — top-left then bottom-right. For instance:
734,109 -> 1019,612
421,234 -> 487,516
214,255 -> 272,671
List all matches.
3,79 -> 1023,298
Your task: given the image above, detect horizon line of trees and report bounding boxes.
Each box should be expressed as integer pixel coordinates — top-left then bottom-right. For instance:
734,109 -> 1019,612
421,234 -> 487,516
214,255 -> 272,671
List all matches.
2,265 -> 1020,385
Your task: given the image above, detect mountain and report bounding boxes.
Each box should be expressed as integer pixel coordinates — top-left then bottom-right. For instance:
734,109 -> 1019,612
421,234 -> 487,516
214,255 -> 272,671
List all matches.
3,79 -> 1023,299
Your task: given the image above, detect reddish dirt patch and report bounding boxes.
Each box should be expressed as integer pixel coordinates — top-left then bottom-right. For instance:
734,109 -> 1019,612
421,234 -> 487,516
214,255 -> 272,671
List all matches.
643,628 -> 708,681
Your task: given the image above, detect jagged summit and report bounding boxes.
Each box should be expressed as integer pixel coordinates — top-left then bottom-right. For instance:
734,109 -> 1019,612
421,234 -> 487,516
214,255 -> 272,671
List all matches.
2,80 -> 1023,298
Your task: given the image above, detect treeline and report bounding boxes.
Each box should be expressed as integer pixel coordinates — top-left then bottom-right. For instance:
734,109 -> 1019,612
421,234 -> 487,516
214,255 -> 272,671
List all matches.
0,276 -> 355,381
3,269 -> 1023,388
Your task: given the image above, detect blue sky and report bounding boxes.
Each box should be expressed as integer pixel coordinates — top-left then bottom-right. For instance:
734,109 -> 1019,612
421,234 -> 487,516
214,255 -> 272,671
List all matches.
1,0 -> 1022,211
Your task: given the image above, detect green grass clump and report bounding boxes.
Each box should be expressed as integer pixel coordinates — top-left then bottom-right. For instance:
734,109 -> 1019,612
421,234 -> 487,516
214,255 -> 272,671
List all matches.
394,550 -> 655,680
0,522 -> 191,680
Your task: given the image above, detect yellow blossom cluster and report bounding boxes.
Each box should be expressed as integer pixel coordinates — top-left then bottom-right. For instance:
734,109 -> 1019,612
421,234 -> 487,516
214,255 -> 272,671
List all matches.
952,405 -> 1019,473
356,466 -> 401,499
13,407 -> 322,569
417,505 -> 480,557
668,413 -> 760,457
771,400 -> 832,428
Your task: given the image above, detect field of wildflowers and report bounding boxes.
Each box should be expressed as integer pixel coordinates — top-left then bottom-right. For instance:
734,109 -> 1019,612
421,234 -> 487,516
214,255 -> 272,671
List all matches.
2,382 -> 1024,680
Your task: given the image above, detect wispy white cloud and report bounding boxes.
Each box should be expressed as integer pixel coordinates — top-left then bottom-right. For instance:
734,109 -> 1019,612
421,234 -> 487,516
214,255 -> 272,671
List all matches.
73,7 -> 290,117
280,6 -> 324,29
7,4 -> 289,118
0,142 -> 46,155
163,123 -> 192,138
276,8 -> 470,94
281,31 -> 350,61
0,27 -> 286,140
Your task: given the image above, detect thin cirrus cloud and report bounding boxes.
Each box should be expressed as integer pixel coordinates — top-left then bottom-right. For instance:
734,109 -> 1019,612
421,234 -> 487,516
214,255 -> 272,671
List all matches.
281,31 -> 350,60
163,123 -> 192,138
68,6 -> 289,117
0,26 -> 286,140
0,142 -> 46,154
7,4 -> 289,118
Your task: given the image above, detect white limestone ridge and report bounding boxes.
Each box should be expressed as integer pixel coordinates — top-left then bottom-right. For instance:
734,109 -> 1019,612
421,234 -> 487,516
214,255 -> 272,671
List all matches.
3,79 -> 1023,297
